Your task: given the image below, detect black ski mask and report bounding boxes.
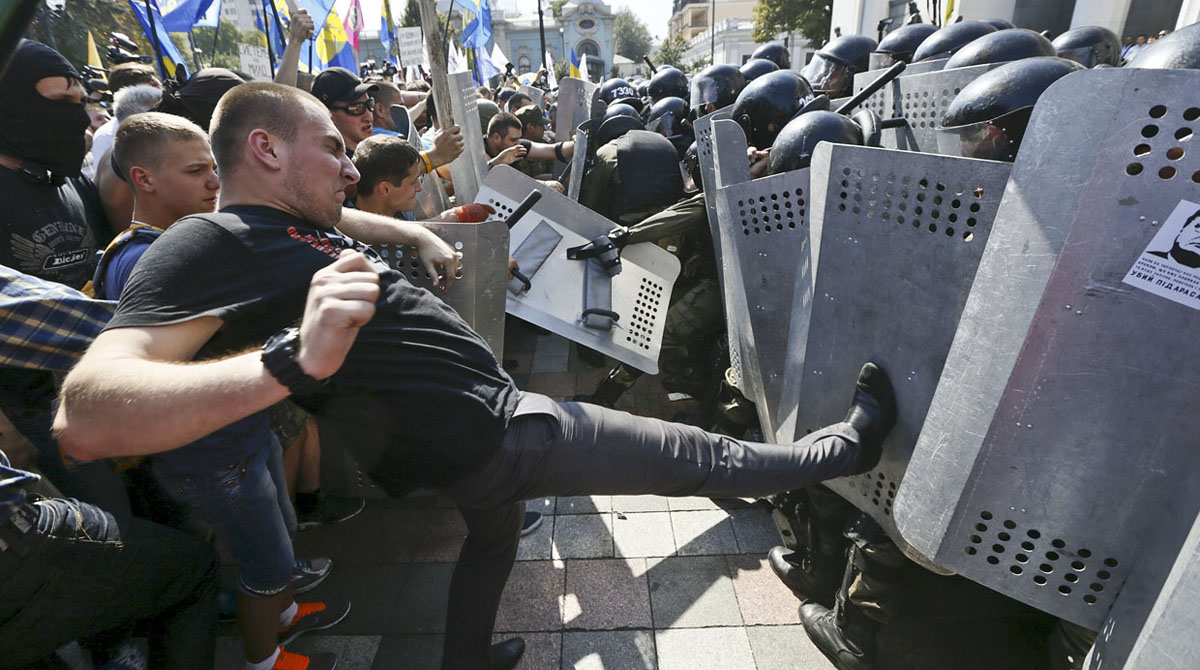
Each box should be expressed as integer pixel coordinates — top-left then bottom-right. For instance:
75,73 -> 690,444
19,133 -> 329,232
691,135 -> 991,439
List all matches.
0,40 -> 91,178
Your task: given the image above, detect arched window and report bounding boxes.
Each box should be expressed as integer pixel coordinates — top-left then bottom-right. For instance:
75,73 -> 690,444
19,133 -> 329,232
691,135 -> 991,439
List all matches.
577,40 -> 600,58
517,55 -> 531,72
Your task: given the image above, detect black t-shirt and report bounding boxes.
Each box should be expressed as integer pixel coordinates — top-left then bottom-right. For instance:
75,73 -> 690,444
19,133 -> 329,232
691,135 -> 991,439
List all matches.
106,205 -> 518,490
0,167 -> 107,289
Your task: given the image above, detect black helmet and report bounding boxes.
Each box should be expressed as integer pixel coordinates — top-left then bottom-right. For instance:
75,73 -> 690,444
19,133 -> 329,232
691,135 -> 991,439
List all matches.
599,77 -> 640,107
1126,22 -> 1200,70
683,141 -> 702,192
646,96 -> 694,158
731,70 -> 815,150
593,112 -> 646,149
648,66 -> 689,103
766,110 -> 864,175
938,56 -> 1083,161
751,42 -> 791,70
602,102 -> 643,124
944,28 -> 1056,69
800,34 -> 878,98
635,80 -> 650,98
690,64 -> 746,115
1051,26 -> 1121,68
912,20 -> 998,62
981,18 -> 1015,30
740,58 -> 780,81
871,24 -> 938,69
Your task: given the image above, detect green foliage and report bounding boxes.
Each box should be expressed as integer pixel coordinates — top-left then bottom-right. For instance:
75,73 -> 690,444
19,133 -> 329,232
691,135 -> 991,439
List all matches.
613,8 -> 652,62
191,19 -> 270,70
655,34 -> 688,69
553,57 -> 570,81
402,0 -> 421,28
752,0 -> 829,50
548,0 -> 568,19
687,55 -> 711,73
30,0 -> 152,69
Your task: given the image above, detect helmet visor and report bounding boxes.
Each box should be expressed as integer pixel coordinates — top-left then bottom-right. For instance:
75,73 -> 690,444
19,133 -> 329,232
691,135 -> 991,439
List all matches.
690,77 -> 725,110
936,120 -> 1016,161
1057,45 -> 1099,68
870,51 -> 903,70
801,54 -> 854,96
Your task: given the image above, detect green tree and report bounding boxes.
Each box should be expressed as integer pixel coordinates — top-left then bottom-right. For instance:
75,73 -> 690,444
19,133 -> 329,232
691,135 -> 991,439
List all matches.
402,0 -> 421,28
549,0 -> 568,20
553,57 -> 570,82
687,55 -> 711,73
612,8 -> 652,62
30,0 -> 153,69
655,34 -> 687,68
190,19 -> 270,70
752,0 -> 829,50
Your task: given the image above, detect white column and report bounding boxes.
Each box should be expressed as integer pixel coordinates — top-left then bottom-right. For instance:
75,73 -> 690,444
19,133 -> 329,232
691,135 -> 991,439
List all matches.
1069,0 -> 1133,34
829,0 -> 865,40
1177,0 -> 1200,29
954,0 -> 1017,23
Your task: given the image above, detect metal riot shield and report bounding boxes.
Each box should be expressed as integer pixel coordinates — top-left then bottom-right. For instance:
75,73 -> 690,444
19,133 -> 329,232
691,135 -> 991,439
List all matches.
446,70 -> 490,204
778,143 -> 1009,559
894,68 -> 1200,629
408,120 -> 452,219
329,220 -> 511,498
555,77 -> 591,141
476,166 -> 681,373
854,58 -> 949,96
884,63 -> 998,153
566,121 -> 588,201
709,120 -> 807,441
518,84 -> 545,110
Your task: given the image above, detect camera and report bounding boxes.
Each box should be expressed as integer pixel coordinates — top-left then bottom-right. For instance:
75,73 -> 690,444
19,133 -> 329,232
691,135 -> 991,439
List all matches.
105,32 -> 151,65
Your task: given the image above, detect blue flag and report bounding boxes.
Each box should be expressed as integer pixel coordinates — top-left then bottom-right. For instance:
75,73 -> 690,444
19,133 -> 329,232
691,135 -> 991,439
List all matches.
380,0 -> 398,65
257,0 -> 285,68
462,0 -> 491,50
158,0 -> 216,32
127,0 -> 187,78
194,0 -> 220,28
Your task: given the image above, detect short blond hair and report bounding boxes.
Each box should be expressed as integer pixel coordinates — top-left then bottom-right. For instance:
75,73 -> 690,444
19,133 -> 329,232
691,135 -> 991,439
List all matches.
112,111 -> 207,181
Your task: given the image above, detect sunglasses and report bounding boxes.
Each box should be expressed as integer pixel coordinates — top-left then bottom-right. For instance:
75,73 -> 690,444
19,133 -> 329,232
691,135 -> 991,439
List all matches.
331,96 -> 376,116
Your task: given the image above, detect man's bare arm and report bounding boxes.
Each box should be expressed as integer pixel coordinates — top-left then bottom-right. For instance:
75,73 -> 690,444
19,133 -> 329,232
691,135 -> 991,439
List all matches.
526,140 -> 574,161
274,9 -> 314,87
55,251 -> 380,460
336,209 -> 460,288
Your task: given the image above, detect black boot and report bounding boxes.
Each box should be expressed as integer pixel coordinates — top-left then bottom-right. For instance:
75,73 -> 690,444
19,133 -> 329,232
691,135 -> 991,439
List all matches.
800,602 -> 877,670
841,363 -> 897,475
574,365 -> 640,408
489,637 -> 526,670
768,545 -> 843,607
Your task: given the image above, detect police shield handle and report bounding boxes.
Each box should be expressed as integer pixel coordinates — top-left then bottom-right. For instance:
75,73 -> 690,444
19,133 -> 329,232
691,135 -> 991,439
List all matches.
835,61 -> 906,116
503,190 -> 543,229
416,0 -> 455,131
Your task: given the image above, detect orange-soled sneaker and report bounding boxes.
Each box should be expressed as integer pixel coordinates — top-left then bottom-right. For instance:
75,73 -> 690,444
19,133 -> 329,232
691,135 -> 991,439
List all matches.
277,598 -> 352,647
247,647 -> 337,670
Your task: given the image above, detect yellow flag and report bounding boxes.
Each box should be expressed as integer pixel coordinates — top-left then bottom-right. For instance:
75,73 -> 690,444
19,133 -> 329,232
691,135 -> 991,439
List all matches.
87,31 -> 106,80
944,0 -> 955,24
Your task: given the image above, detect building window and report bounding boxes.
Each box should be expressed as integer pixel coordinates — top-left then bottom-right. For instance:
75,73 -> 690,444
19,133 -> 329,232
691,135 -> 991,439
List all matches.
577,39 -> 600,58
518,55 -> 531,72
579,18 -> 595,30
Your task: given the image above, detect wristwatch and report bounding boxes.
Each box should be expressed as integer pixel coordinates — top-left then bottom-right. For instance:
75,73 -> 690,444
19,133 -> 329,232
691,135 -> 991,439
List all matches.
261,327 -> 326,396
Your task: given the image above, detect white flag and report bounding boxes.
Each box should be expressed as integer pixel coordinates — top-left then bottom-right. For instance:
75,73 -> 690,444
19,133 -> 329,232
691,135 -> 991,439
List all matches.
491,43 -> 510,70
544,51 -> 557,88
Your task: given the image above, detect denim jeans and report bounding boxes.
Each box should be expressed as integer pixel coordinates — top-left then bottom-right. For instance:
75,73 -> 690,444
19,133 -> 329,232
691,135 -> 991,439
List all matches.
153,438 -> 297,596
0,498 -> 218,668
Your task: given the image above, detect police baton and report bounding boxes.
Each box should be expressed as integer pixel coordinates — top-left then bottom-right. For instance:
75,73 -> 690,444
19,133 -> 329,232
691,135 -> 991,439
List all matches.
834,61 -> 907,116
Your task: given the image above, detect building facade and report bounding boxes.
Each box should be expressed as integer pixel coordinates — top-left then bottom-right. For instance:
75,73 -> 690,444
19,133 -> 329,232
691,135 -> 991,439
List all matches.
491,0 -> 615,80
668,0 -> 757,43
682,18 -> 812,70
830,0 -> 1200,43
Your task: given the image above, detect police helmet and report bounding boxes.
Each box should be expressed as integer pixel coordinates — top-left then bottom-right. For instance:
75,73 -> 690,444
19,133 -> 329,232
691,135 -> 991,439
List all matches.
683,141 -> 702,192
751,42 -> 792,70
1051,26 -> 1121,68
937,56 -> 1083,162
800,35 -> 877,98
871,23 -> 938,69
740,58 -> 780,81
635,80 -> 650,98
690,64 -> 746,115
766,110 -> 864,175
646,96 -> 691,138
981,18 -> 1015,31
731,70 -> 816,150
594,110 -> 646,148
944,28 -> 1056,69
599,77 -> 640,107
602,102 -> 643,124
648,66 -> 689,103
1125,22 -> 1200,70
912,20 -> 998,62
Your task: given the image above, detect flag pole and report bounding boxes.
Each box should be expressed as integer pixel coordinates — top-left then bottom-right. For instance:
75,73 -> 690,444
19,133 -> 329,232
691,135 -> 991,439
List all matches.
260,0 -> 276,77
536,0 -> 546,70
143,0 -> 167,79
417,0 -> 454,129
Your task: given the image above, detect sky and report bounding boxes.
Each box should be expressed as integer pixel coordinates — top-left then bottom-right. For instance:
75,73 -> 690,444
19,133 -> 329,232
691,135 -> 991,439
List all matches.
346,0 -> 675,43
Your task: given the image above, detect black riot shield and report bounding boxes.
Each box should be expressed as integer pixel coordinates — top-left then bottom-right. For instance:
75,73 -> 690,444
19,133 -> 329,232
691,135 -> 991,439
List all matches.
777,143 -> 1009,564
894,68 -> 1200,629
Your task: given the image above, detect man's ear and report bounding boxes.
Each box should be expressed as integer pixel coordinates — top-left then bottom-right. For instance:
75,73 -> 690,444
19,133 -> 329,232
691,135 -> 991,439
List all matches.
128,165 -> 154,193
375,180 -> 392,200
246,128 -> 283,170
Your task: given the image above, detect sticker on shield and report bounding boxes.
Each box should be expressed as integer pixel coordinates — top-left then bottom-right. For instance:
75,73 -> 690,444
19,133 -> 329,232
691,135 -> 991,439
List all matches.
1122,199 -> 1200,310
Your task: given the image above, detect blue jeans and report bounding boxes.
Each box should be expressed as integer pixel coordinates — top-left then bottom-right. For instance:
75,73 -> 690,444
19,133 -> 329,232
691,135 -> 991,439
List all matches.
153,438 -> 297,596
0,498 -> 218,668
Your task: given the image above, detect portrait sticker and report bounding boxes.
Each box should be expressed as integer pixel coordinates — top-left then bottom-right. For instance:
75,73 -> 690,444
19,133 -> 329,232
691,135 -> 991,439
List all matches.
1122,199 -> 1200,311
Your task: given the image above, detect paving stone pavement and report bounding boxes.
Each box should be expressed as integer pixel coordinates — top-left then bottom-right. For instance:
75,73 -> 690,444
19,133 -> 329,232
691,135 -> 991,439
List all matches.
212,322 -> 838,669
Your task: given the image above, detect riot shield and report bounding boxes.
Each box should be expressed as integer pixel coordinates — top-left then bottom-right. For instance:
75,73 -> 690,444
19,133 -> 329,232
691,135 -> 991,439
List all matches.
446,70 -> 490,204
409,119 -> 452,219
566,123 -> 588,201
778,143 -> 1009,559
518,84 -> 545,110
894,68 -> 1200,629
555,77 -> 591,141
328,219 -> 511,498
476,166 -> 681,373
853,62 -> 998,152
854,58 -> 948,96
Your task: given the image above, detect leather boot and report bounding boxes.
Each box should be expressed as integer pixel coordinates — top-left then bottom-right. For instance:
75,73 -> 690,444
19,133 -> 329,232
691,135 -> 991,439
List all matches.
574,365 -> 640,408
768,545 -> 843,607
800,602 -> 877,670
489,637 -> 526,670
841,363 -> 897,475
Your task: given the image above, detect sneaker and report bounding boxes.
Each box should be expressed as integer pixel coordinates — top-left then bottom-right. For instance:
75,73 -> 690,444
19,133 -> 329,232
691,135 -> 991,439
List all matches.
248,647 -> 337,670
278,598 -> 352,646
94,639 -> 147,670
292,557 -> 333,594
520,511 -> 543,537
296,494 -> 365,531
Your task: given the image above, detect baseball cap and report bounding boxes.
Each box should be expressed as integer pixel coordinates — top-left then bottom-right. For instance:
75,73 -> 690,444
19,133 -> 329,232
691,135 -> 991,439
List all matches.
514,104 -> 548,127
312,67 -> 379,107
